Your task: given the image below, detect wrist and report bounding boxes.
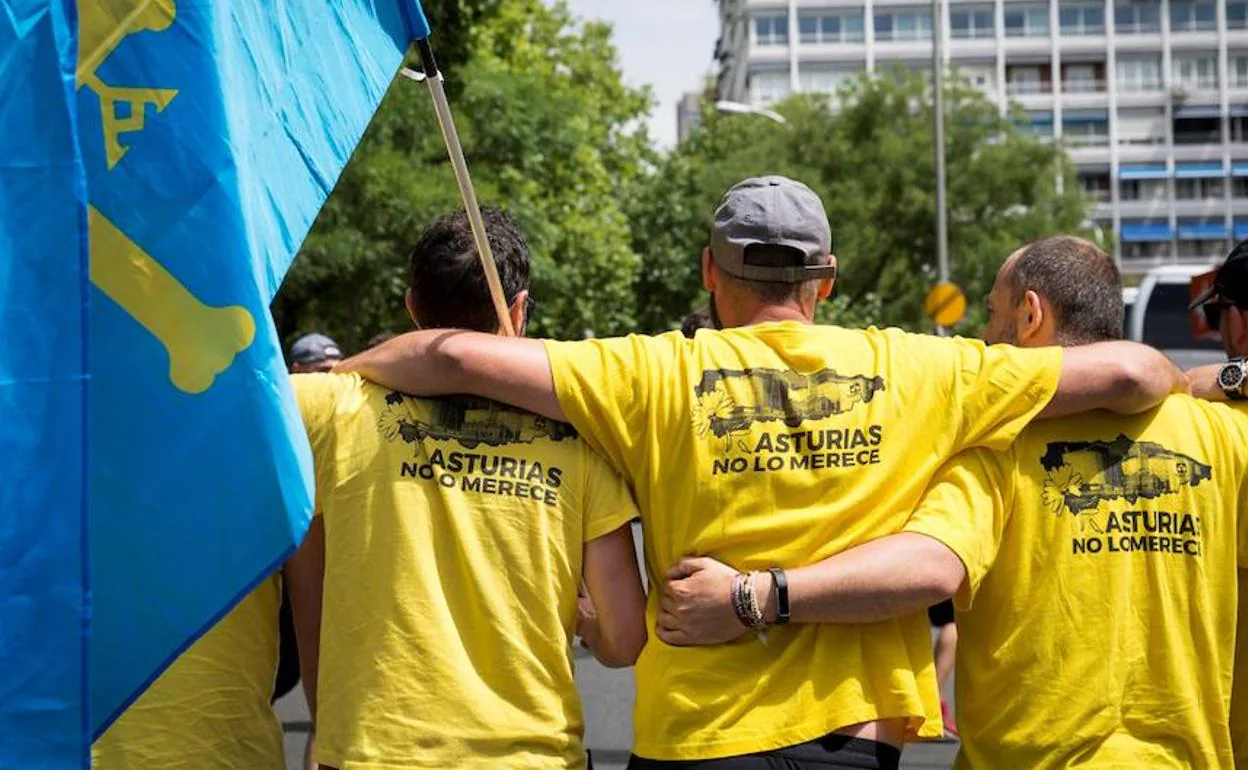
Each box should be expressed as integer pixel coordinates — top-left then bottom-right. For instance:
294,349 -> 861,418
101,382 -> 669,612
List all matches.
759,574 -> 779,624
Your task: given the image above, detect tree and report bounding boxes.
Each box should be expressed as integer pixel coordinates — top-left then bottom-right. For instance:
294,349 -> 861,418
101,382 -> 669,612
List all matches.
273,0 -> 653,350
627,68 -> 1093,335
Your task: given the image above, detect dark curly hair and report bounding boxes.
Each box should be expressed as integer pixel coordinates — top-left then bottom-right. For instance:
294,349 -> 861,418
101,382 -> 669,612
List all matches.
407,207 -> 531,333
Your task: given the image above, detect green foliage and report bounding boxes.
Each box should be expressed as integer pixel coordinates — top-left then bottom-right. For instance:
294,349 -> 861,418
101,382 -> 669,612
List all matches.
274,0 -> 653,349
276,12 -> 1093,349
626,68 -> 1093,335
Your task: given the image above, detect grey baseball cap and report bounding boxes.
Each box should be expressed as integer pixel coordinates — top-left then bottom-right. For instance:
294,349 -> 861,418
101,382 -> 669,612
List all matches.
710,176 -> 836,284
289,333 -> 343,365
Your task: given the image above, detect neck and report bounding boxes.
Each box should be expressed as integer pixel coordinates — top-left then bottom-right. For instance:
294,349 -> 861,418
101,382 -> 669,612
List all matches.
715,296 -> 813,329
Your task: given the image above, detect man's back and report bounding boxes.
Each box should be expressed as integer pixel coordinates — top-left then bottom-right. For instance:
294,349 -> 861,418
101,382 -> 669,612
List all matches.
544,321 -> 1063,760
908,396 -> 1248,770
294,372 -> 637,770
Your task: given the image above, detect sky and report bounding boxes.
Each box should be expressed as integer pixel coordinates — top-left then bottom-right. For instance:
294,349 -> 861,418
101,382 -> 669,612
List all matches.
560,0 -> 719,147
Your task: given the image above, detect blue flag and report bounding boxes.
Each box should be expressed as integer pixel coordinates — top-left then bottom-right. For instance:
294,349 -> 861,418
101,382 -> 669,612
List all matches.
0,2 -> 90,767
77,0 -> 427,738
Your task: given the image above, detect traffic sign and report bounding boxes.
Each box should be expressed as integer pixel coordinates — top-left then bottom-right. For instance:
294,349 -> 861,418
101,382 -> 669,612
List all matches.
924,282 -> 967,328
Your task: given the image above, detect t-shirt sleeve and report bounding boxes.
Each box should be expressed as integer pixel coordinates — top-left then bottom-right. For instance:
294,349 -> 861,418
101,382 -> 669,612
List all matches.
948,338 -> 1064,453
902,447 -> 1012,611
581,446 -> 642,542
543,335 -> 672,483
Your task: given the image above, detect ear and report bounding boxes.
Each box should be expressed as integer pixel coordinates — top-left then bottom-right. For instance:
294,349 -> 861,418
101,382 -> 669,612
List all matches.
404,288 -> 420,329
815,255 -> 837,300
702,248 -> 717,293
508,289 -> 529,337
1017,289 -> 1045,343
1229,307 -> 1248,356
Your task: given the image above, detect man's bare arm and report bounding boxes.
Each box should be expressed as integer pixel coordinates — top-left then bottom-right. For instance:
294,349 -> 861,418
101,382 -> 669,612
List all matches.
1040,341 -> 1188,419
581,524 -> 648,667
656,533 -> 965,647
335,331 -> 564,422
285,517 -> 325,720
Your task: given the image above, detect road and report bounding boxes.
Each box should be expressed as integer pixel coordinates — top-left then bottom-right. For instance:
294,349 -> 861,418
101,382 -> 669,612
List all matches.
275,651 -> 958,770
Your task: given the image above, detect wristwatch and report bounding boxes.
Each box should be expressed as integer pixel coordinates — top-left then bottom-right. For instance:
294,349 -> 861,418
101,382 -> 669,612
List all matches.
1218,358 -> 1248,401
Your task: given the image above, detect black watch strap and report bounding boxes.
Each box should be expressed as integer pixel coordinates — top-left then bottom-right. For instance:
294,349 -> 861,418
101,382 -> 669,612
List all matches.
769,567 -> 790,625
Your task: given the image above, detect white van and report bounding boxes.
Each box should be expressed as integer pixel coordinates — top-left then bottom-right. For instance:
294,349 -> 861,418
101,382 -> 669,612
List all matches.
1124,265 -> 1224,369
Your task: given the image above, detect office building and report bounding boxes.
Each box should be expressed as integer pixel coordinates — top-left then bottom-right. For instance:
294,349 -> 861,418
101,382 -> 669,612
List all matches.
716,0 -> 1248,269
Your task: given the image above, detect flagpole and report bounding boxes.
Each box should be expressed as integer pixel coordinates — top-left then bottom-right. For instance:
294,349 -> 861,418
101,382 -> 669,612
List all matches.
402,40 -> 516,337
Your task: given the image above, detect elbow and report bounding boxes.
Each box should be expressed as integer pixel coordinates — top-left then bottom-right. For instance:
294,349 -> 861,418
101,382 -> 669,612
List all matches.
595,626 -> 647,669
927,564 -> 965,602
1111,349 -> 1178,414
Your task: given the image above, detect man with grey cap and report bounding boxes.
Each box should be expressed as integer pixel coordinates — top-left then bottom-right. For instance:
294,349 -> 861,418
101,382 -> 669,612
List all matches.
288,332 -> 343,373
337,175 -> 1184,768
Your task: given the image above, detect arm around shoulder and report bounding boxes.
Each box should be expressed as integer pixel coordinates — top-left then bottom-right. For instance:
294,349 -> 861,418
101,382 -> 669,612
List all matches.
1041,341 -> 1187,419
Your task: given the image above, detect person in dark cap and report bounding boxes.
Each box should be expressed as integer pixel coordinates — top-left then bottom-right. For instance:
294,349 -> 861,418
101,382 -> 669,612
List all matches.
1191,240 -> 1248,364
289,333 -> 343,373
679,308 -> 713,339
339,176 -> 1184,769
1187,241 -> 1248,767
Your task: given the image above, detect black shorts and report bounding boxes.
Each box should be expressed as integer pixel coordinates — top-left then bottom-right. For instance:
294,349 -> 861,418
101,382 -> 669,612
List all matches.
271,585 -> 301,703
626,735 -> 900,770
927,599 -> 955,628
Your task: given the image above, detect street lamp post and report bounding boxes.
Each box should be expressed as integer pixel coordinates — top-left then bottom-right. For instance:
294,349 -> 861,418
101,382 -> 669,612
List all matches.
932,0 -> 949,287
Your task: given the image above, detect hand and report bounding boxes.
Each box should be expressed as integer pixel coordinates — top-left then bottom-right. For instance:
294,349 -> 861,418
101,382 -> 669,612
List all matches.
657,556 -> 756,647
1187,364 -> 1227,402
576,595 -> 600,650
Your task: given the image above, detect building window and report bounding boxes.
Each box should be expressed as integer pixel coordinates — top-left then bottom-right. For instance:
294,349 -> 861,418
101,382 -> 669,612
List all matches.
751,69 -> 791,105
1169,1 -> 1217,33
755,14 -> 789,46
1004,5 -> 1050,37
1115,2 -> 1161,33
1122,241 -> 1171,260
1232,116 -> 1248,143
1177,238 -> 1228,258
1014,110 -> 1054,139
1175,178 -> 1225,200
1232,57 -> 1248,89
1173,55 -> 1218,90
1117,57 -> 1163,92
1063,110 -> 1109,146
1235,178 -> 1248,197
798,66 -> 855,94
874,9 -> 932,41
799,11 -> 865,44
1078,173 -> 1112,201
1120,179 -> 1168,201
1231,2 -> 1248,30
1006,65 -> 1049,95
1060,3 -> 1105,35
950,6 -> 995,38
1117,107 -> 1166,145
1063,64 -> 1104,93
1175,116 -> 1221,145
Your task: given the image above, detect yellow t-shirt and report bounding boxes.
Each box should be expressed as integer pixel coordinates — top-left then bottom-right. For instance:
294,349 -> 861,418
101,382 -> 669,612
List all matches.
905,397 -> 1248,770
91,577 -> 284,770
1233,570 -> 1248,769
543,322 -> 1062,760
294,372 -> 639,770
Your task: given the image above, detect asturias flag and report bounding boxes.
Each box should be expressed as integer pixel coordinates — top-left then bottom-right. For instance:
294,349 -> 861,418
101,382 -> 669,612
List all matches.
1,0 -> 431,765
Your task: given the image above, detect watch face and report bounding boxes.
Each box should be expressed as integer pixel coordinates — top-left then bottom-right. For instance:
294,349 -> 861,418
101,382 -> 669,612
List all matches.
1219,364 -> 1247,391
